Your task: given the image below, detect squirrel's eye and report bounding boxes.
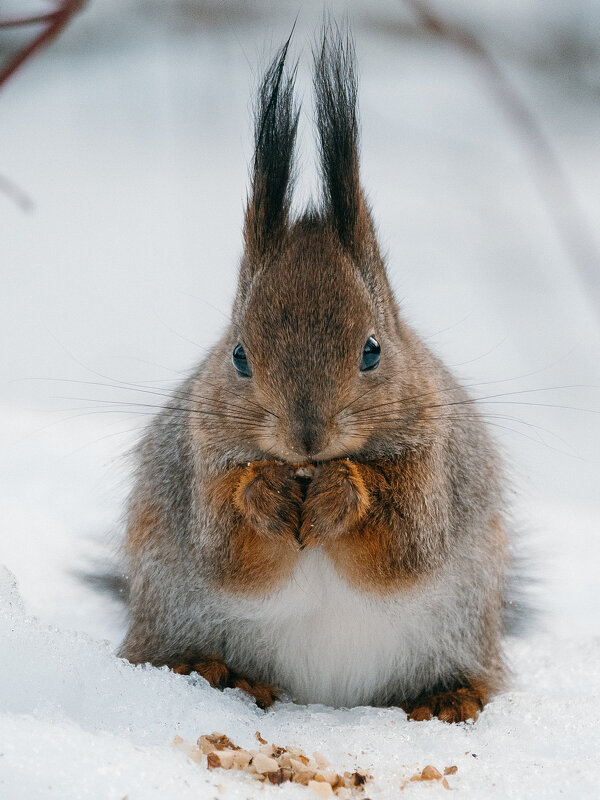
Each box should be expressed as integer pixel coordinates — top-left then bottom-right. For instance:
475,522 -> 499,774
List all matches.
360,336 -> 380,372
232,344 -> 252,377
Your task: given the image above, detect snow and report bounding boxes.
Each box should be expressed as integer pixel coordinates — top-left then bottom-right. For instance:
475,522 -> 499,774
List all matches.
1,0 -> 600,797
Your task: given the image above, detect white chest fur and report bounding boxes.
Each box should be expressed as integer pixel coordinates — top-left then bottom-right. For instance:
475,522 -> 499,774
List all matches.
220,549 -> 465,707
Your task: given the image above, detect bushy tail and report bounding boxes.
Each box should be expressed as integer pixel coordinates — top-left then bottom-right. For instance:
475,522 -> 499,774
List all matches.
75,561 -> 129,605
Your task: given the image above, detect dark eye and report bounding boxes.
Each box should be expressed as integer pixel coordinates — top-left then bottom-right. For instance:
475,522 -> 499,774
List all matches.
232,344 -> 252,377
360,336 -> 380,372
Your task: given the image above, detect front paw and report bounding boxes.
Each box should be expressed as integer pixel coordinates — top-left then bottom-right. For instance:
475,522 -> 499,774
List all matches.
299,459 -> 370,547
233,461 -> 303,538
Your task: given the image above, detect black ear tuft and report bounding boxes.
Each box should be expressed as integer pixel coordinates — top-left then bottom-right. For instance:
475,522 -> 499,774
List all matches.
244,35 -> 300,263
314,23 -> 370,254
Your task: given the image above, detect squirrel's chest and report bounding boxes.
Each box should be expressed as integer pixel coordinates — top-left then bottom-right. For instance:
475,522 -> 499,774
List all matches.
221,549 -> 446,707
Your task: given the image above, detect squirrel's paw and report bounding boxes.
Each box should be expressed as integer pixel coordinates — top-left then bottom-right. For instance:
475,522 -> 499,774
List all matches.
403,682 -> 490,723
234,461 -> 303,538
230,675 -> 280,709
170,654 -> 279,710
299,459 -> 370,547
171,655 -> 230,687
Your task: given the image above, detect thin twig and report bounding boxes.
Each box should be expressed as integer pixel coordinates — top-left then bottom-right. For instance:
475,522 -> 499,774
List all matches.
0,0 -> 86,210
0,0 -> 87,89
403,0 -> 600,321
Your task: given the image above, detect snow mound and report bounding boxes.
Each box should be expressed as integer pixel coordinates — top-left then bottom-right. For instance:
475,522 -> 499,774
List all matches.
1,566 -> 599,799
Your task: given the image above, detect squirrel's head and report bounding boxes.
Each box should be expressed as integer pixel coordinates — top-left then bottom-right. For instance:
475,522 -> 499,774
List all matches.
210,28 -> 436,462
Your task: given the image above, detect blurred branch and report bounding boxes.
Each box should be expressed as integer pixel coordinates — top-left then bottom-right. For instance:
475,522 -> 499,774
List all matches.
0,0 -> 86,89
0,174 -> 34,212
0,1 -> 85,211
403,0 -> 600,321
0,13 -> 66,30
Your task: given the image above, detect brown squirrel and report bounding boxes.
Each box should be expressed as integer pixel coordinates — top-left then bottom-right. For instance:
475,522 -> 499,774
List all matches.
119,27 -> 515,723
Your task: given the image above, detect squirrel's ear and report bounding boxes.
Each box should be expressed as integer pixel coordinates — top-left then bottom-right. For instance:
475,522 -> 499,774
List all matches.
314,24 -> 374,258
243,37 -> 300,268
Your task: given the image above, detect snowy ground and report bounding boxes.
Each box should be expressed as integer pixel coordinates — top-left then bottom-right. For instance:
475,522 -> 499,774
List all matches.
1,1 -> 600,797
2,560 -> 600,800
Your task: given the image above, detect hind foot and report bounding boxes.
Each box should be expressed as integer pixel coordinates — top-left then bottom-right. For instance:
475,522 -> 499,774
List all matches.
403,681 -> 490,723
169,654 -> 279,709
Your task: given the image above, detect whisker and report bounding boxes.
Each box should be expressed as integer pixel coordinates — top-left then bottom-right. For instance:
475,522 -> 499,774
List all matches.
46,316 -> 276,417
347,383 -> 600,420
336,365 -> 408,416
345,409 -> 584,458
195,376 -> 279,419
57,402 -> 271,427
56,395 -> 269,425
48,377 -> 273,420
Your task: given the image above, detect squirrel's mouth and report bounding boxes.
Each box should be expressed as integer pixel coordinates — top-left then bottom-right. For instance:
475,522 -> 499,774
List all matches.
294,465 -> 316,480
293,468 -> 314,502
255,424 -> 370,464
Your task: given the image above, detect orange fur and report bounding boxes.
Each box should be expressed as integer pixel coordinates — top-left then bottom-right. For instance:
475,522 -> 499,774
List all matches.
233,460 -> 304,537
303,454 -> 448,592
206,462 -> 302,594
221,522 -> 299,594
325,520 -> 421,592
299,459 -> 370,546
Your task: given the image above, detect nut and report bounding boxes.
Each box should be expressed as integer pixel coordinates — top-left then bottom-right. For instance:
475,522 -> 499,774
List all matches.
308,779 -> 334,798
251,752 -> 280,774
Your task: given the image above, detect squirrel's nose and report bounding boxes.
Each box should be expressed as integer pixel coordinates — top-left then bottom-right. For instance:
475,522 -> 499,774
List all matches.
295,416 -> 327,459
301,431 -> 319,458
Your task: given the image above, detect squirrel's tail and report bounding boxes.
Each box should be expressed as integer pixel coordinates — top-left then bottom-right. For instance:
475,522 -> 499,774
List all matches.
75,560 -> 129,605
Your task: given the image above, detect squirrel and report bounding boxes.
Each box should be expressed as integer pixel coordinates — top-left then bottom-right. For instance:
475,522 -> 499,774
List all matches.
118,26 -> 516,723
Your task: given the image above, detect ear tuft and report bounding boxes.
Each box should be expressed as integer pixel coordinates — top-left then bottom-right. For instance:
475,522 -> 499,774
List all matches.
314,22 -> 371,255
244,35 -> 300,264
